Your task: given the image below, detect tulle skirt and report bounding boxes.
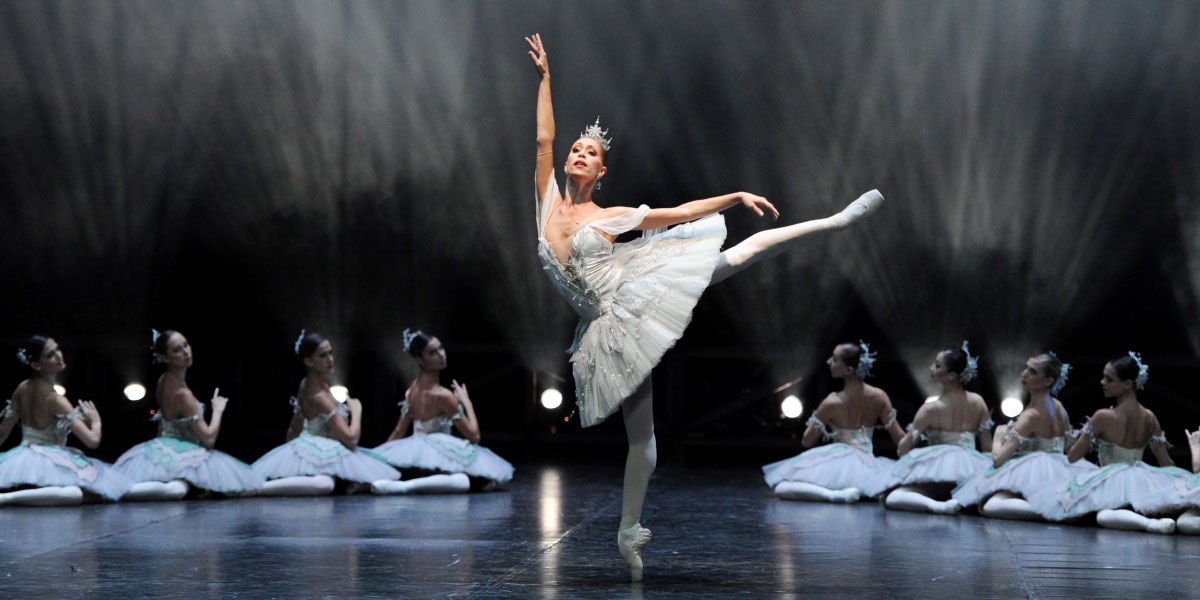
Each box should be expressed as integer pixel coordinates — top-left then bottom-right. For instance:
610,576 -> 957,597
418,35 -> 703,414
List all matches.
252,432 -> 400,484
865,445 -> 991,497
571,215 -> 726,427
763,443 -> 895,496
0,443 -> 132,501
1132,472 -> 1200,516
372,433 -> 513,485
952,452 -> 1097,507
114,436 -> 264,495
1027,462 -> 1190,521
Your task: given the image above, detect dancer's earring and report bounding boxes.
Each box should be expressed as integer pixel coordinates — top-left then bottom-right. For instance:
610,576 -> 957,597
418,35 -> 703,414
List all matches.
595,176 -> 602,192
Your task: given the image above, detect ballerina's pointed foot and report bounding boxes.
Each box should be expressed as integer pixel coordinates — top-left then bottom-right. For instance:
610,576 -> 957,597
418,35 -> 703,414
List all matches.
830,189 -> 885,229
618,523 -> 653,582
1148,518 -> 1176,535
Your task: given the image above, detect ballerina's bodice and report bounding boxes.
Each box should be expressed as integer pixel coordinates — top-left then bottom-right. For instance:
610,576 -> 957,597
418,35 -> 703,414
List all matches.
400,400 -> 462,436
537,213 -> 652,323
158,403 -> 204,443
290,397 -> 348,439
1077,420 -> 1161,466
923,430 -> 978,449
1012,433 -> 1065,455
17,406 -> 79,446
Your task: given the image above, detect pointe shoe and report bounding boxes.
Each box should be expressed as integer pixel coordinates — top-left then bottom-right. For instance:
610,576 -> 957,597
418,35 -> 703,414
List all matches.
939,499 -> 962,515
829,189 -> 885,229
1148,518 -> 1176,535
370,480 -> 408,495
617,523 -> 653,582
838,488 -> 863,503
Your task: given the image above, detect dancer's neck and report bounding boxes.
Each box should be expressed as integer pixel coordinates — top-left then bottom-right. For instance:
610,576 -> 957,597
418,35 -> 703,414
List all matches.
415,369 -> 440,388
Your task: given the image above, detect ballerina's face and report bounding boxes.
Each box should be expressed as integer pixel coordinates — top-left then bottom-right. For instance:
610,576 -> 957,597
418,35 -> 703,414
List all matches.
1099,363 -> 1131,399
564,137 -> 607,182
33,338 -> 66,375
159,332 -> 193,369
304,340 -> 335,376
929,352 -> 954,383
417,337 -> 448,371
826,346 -> 854,379
1020,358 -> 1052,392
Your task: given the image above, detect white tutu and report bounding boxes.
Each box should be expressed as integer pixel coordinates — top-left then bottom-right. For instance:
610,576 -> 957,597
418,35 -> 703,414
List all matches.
1027,462 -> 1190,521
1132,472 -> 1200,516
865,445 -> 991,497
372,433 -> 514,485
114,436 -> 263,495
537,172 -> 726,427
763,443 -> 895,496
951,452 -> 1096,507
252,432 -> 400,484
0,443 -> 132,501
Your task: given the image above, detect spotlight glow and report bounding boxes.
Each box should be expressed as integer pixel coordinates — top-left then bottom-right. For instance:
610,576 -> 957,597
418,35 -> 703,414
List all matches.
1000,397 -> 1024,418
330,385 -> 348,403
53,384 -> 66,396
124,383 -> 147,401
780,395 -> 803,419
925,396 -> 938,404
540,388 -> 563,410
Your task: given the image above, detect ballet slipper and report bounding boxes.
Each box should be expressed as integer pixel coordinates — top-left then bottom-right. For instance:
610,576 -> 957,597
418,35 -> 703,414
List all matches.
370,480 -> 409,495
617,523 -> 653,582
828,189 -> 885,229
1147,518 -> 1176,535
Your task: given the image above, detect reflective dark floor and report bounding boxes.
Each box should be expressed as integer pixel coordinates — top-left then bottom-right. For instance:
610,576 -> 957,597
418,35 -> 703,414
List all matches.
3,461 -> 1199,599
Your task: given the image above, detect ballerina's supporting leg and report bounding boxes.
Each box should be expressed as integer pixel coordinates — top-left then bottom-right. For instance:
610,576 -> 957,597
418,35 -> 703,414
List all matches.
617,379 -> 655,582
258,475 -> 335,497
371,473 -> 470,495
885,487 -> 961,515
1176,509 -> 1200,534
1096,508 -> 1175,534
123,480 -> 190,501
710,190 -> 884,285
980,492 -> 1041,521
0,485 -> 84,506
774,481 -> 861,503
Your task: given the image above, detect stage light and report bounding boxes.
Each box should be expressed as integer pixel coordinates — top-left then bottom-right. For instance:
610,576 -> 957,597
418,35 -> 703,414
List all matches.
780,395 -> 803,419
54,384 -> 66,396
1000,397 -> 1024,418
540,388 -> 563,410
330,385 -> 348,403
124,383 -> 147,401
925,396 -> 938,404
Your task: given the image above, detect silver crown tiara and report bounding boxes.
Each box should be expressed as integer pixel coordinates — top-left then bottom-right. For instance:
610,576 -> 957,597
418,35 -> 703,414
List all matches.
580,117 -> 612,152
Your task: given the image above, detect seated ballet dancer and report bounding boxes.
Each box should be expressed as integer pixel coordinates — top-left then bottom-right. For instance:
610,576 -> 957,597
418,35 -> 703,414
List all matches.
763,342 -> 903,503
528,33 -> 884,580
371,329 -> 514,495
252,331 -> 400,496
116,330 -> 263,500
951,352 -> 1095,520
1132,428 -> 1200,534
0,336 -> 131,506
870,342 -> 992,515
1026,353 -> 1186,534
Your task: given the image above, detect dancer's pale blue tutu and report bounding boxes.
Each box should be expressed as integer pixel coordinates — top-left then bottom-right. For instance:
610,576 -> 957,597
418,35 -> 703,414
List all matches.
952,433 -> 1096,506
865,429 -> 991,497
253,402 -> 400,484
372,402 -> 513,485
113,405 -> 262,494
0,404 -> 132,501
763,416 -> 894,496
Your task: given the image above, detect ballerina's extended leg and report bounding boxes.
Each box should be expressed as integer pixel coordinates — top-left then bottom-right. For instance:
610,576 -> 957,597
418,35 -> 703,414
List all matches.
1096,508 -> 1175,534
123,480 -> 190,501
371,473 -> 470,495
774,481 -> 861,503
710,189 -> 884,284
1176,508 -> 1200,535
618,379 -> 656,582
259,475 -> 336,496
0,485 -> 84,506
885,487 -> 961,515
980,492 -> 1041,521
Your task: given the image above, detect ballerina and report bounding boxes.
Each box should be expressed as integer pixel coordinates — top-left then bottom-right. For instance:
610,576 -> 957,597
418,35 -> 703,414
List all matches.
870,342 -> 992,515
762,342 -> 903,503
527,33 -> 884,580
252,331 -> 399,496
0,336 -> 131,506
951,352 -> 1095,520
114,330 -> 263,500
370,329 -> 514,494
1132,429 -> 1200,533
1026,353 -> 1186,534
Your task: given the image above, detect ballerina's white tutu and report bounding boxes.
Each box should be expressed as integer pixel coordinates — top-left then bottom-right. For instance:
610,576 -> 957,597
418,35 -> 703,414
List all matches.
1133,472 -> 1200,516
113,404 -> 263,495
372,401 -> 514,486
951,432 -> 1096,507
1025,432 -> 1188,521
763,416 -> 895,496
537,172 -> 726,427
0,402 -> 132,501
252,401 -> 400,484
864,426 -> 991,497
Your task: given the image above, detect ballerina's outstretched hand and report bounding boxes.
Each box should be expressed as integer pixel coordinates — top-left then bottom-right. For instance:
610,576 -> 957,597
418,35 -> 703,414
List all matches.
526,33 -> 549,78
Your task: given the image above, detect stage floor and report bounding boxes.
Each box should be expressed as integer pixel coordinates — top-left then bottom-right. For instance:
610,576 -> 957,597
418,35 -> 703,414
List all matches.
3,460 -> 1198,599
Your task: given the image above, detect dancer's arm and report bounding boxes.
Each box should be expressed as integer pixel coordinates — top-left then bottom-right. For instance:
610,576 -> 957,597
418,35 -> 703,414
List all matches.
801,396 -> 837,448
635,192 -> 779,230
56,395 -> 102,449
527,33 -> 555,206
896,406 -> 931,457
973,396 -> 994,452
1066,409 -> 1106,463
874,391 -> 905,446
449,381 -> 482,444
184,389 -> 228,449
285,408 -> 303,441
324,396 -> 363,450
992,411 -> 1036,467
0,401 -> 15,446
1147,415 -> 1174,467
1187,429 -> 1200,473
385,409 -> 412,442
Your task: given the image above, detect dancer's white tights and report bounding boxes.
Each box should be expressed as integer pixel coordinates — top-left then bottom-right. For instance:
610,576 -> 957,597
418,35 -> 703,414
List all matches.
258,475 -> 335,496
774,481 -> 861,503
980,492 -> 1041,521
371,473 -> 470,495
1096,508 -> 1175,534
123,480 -> 189,501
620,379 -> 656,530
1177,509 -> 1200,535
710,190 -> 882,285
0,485 -> 84,506
885,487 -> 961,515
